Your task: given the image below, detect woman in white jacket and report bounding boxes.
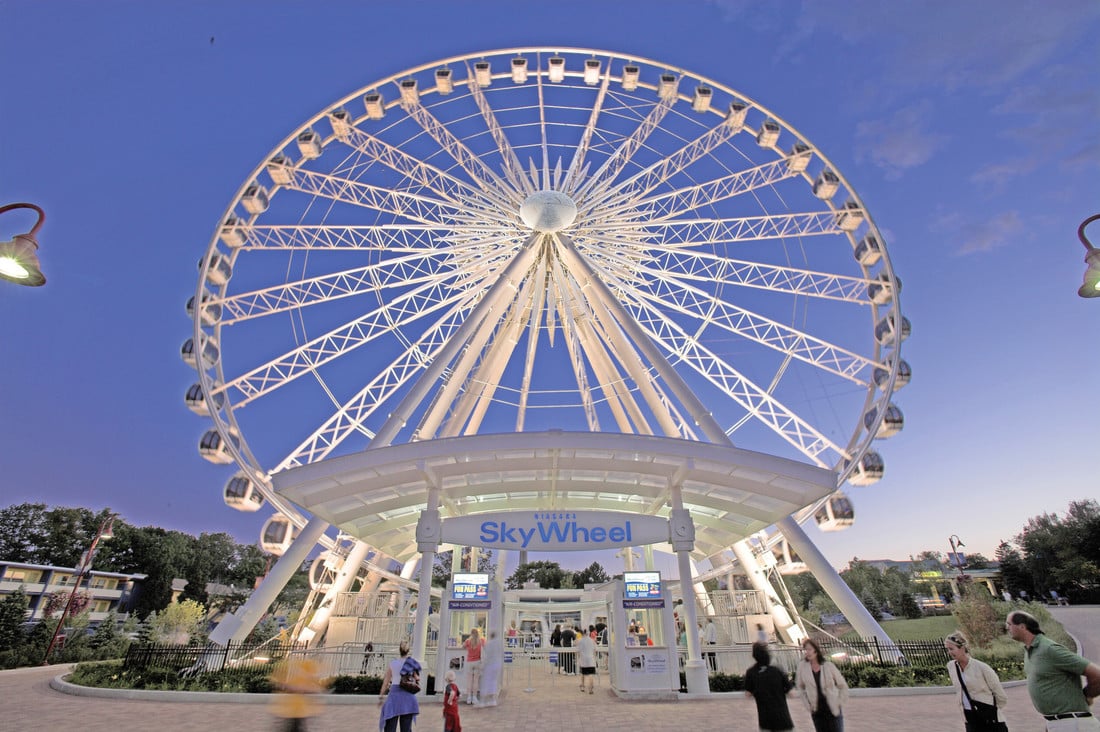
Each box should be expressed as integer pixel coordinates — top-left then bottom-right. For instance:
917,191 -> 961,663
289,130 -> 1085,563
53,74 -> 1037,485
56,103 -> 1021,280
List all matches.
794,638 -> 850,732
945,631 -> 1008,730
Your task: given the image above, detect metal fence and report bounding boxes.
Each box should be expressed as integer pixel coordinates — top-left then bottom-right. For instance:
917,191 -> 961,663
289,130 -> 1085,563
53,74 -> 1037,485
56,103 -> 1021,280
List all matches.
676,637 -> 950,677
124,642 -> 307,673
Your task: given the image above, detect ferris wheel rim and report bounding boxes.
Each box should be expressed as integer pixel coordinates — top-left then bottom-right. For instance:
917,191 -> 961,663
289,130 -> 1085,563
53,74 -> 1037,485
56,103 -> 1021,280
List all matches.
189,47 -> 906,541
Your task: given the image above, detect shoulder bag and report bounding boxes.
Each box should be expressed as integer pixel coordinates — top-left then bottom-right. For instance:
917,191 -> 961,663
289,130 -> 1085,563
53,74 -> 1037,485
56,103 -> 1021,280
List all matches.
954,661 -> 1008,732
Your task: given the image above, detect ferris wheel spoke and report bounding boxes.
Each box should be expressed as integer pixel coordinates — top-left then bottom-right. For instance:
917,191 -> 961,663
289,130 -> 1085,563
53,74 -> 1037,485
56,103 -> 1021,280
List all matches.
614,212 -> 844,246
216,248 -> 481,325
338,127 -> 507,209
401,94 -> 519,204
463,61 -> 536,196
562,61 -> 612,193
616,158 -> 799,222
597,261 -> 877,385
622,297 -> 846,466
283,167 -> 511,227
240,224 -> 465,252
574,83 -> 678,200
277,310 -> 468,470
590,240 -> 871,303
214,279 -> 475,407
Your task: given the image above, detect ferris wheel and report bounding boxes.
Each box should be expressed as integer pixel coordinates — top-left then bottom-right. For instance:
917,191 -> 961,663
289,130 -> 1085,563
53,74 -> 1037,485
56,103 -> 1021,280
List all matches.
183,47 -> 909,562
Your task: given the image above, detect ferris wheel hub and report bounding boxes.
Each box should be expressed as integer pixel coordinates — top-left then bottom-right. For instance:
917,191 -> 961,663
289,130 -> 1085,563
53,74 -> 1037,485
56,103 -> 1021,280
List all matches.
519,190 -> 578,233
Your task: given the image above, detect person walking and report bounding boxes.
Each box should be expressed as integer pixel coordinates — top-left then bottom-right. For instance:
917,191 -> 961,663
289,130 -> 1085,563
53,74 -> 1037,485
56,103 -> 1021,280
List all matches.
560,623 -> 576,675
704,617 -> 718,671
378,641 -> 420,732
462,627 -> 485,705
744,642 -> 794,732
1006,610 -> 1100,731
479,630 -> 503,707
578,624 -> 598,694
270,655 -> 324,732
795,638 -> 849,732
442,669 -> 462,732
944,630 -> 1009,731
551,623 -> 563,673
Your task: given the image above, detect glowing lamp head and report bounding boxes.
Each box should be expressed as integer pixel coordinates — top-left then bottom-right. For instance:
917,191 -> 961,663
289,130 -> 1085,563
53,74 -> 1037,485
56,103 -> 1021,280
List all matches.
519,190 -> 578,233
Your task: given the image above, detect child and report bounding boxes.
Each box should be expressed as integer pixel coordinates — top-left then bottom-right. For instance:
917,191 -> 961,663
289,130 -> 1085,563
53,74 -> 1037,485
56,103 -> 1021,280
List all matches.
442,669 -> 462,732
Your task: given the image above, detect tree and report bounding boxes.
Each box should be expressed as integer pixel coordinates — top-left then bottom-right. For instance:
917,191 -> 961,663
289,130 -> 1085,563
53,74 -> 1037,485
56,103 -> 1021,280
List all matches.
0,589 -> 29,651
573,562 -> 610,586
506,560 -> 565,589
0,503 -> 50,563
148,599 -> 206,645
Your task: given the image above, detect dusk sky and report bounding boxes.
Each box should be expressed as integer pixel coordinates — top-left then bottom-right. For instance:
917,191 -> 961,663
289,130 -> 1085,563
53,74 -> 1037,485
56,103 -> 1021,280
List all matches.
2,1 -> 1097,573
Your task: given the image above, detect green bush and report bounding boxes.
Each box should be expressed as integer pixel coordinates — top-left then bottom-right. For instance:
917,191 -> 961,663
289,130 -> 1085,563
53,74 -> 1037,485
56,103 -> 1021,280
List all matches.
707,672 -> 746,692
69,660 -> 281,692
329,674 -> 383,694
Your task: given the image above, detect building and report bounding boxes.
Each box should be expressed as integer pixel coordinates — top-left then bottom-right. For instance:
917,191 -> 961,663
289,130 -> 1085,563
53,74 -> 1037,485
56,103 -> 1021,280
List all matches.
0,560 -> 146,624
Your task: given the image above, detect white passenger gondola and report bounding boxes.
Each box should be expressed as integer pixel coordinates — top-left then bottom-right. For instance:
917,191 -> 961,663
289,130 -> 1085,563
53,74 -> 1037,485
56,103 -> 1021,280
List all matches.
621,64 -> 639,91
867,272 -> 900,305
756,119 -> 780,147
308,551 -> 339,590
199,252 -> 232,287
583,58 -> 601,85
854,234 -> 882,266
726,101 -> 748,131
186,292 -> 221,327
777,539 -> 808,574
511,56 -> 528,84
548,56 -> 566,83
874,312 -> 911,344
399,78 -> 419,106
813,169 -> 839,200
474,60 -> 491,87
435,67 -> 453,95
261,515 -> 295,556
224,472 -> 265,512
241,184 -> 270,215
219,215 -> 248,248
328,108 -> 353,139
873,358 -> 912,391
847,450 -> 885,486
815,493 -> 855,532
199,428 -> 238,465
658,73 -> 678,100
296,129 -> 322,159
363,91 -> 385,120
787,143 -> 812,173
864,403 -> 904,439
184,382 -> 224,415
836,201 -> 865,231
266,155 -> 294,186
692,85 -> 713,113
180,336 -> 219,370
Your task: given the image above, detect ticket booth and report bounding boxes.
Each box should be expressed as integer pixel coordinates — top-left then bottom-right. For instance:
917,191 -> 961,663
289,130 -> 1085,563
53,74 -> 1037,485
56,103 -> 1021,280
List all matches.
435,572 -> 504,693
607,572 -> 679,699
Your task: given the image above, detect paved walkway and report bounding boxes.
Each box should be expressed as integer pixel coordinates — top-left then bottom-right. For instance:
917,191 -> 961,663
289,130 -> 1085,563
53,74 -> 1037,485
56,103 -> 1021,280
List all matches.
6,606 -> 1096,731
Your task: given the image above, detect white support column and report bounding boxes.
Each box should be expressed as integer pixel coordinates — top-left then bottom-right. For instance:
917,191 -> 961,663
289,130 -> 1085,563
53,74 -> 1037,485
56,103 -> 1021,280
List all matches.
209,516 -> 329,646
643,544 -> 656,571
411,492 -> 442,665
669,502 -> 708,695
730,538 -> 804,645
297,539 -> 373,646
778,516 -> 893,651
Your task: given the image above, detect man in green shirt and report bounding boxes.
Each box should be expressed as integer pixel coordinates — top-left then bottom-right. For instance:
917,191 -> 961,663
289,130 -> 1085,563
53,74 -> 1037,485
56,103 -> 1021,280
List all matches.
1006,610 -> 1100,731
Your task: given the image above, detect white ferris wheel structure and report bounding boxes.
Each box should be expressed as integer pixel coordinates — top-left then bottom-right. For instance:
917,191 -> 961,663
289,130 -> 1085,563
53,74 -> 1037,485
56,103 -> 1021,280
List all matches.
184,47 -> 910,653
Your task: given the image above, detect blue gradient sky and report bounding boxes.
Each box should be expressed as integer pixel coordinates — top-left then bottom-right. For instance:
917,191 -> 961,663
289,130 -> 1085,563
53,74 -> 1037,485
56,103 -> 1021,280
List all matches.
2,1 -> 1097,572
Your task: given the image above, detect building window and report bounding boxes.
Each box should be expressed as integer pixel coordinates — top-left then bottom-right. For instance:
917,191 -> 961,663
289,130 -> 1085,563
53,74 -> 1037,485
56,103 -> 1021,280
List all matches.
3,568 -> 42,583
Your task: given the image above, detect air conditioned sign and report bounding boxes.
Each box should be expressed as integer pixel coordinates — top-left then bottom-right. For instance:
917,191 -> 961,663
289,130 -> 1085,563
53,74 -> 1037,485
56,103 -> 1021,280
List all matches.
441,510 -> 669,551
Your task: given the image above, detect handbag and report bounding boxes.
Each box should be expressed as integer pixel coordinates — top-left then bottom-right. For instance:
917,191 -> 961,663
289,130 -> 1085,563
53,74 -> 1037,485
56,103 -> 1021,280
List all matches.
399,670 -> 421,694
954,662 -> 1008,732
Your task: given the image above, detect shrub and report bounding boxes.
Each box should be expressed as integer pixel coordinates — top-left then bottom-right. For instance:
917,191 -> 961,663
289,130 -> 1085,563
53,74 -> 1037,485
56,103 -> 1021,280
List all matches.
329,674 -> 383,694
707,672 -> 745,692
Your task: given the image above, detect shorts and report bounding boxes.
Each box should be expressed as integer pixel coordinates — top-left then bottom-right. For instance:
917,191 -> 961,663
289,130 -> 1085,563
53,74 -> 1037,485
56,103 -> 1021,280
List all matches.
580,667 -> 596,675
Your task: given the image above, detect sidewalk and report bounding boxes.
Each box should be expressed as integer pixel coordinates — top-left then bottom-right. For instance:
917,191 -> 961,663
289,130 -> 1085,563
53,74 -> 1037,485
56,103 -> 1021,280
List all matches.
6,659 -> 1050,731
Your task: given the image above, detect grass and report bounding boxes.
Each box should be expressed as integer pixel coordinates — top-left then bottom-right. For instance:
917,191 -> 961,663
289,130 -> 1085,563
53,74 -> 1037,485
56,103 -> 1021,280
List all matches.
879,615 -> 957,641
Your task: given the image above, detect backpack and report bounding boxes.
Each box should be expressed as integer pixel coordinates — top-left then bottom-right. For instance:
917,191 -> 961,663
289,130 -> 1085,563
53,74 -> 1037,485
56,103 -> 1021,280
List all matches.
398,656 -> 422,694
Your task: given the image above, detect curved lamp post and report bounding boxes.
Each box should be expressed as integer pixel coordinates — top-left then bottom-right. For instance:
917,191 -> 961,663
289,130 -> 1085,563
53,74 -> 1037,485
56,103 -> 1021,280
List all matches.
1079,214 -> 1100,299
0,202 -> 47,287
42,514 -> 116,664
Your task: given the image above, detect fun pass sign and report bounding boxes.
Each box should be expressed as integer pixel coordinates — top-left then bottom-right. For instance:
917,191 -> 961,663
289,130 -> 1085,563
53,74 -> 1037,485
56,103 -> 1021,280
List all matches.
441,510 -> 669,551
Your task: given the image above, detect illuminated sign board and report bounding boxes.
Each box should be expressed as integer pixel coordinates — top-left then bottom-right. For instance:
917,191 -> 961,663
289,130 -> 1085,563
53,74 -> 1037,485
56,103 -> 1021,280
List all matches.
451,572 -> 489,600
442,511 -> 668,551
624,571 -> 662,599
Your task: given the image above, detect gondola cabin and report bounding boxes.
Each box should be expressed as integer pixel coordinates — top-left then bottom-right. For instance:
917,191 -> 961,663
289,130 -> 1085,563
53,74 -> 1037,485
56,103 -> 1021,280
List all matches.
224,472 -> 265,512
815,494 -> 855,532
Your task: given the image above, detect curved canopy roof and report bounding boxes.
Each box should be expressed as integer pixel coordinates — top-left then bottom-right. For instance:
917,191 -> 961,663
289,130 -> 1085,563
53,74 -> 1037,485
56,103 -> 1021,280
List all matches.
272,431 -> 836,563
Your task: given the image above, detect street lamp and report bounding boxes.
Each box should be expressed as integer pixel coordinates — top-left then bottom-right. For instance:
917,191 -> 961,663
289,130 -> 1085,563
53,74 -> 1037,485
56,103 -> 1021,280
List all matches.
42,514 -> 117,664
947,534 -> 970,597
0,202 -> 47,287
1078,214 -> 1100,299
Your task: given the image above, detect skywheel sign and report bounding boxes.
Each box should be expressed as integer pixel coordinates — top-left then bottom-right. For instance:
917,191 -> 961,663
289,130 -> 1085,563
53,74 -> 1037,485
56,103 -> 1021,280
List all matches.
441,510 -> 669,551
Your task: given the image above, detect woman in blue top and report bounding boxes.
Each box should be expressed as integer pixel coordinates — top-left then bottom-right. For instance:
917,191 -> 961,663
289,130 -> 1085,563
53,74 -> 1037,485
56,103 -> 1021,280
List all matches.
378,641 -> 420,732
